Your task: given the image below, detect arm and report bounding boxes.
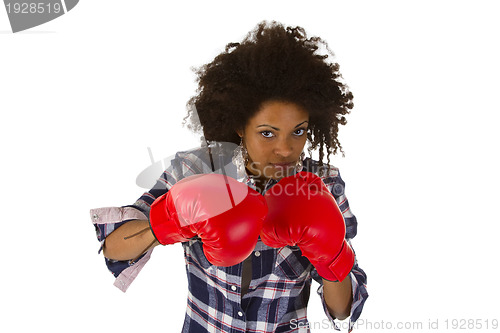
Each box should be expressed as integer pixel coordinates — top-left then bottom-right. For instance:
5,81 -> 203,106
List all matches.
323,169 -> 353,320
260,171 -> 364,322
103,220 -> 159,261
322,170 -> 368,323
322,275 -> 353,320
90,149 -> 190,290
91,205 -> 157,291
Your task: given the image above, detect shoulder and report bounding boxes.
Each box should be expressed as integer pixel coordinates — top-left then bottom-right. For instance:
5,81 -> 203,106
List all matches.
302,157 -> 341,180
302,157 -> 346,197
303,158 -> 358,237
168,142 -> 239,180
167,146 -> 212,179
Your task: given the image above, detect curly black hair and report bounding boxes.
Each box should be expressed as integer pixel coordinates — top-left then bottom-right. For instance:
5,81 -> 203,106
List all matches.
184,20 -> 354,166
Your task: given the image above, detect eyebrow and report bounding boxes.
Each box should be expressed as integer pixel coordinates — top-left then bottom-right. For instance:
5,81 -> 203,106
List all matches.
256,121 -> 309,131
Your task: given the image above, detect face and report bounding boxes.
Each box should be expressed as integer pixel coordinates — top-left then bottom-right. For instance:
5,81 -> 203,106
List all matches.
237,100 -> 309,181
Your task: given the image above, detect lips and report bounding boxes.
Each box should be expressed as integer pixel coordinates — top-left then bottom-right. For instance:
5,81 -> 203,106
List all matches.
271,162 -> 294,167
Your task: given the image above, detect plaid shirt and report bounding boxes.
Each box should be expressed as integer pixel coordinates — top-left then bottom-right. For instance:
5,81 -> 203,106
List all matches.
91,143 -> 368,332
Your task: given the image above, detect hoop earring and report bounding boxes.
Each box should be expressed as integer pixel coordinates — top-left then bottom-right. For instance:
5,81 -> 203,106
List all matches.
295,151 -> 305,172
232,137 -> 249,175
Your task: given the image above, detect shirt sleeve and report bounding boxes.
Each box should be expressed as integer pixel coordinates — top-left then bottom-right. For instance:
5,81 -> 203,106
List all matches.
311,169 -> 369,331
90,205 -> 154,292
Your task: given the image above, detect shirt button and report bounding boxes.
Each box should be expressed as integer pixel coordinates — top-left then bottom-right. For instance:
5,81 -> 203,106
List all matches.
238,311 -> 243,317
254,251 -> 261,257
92,214 -> 99,220
231,285 -> 237,291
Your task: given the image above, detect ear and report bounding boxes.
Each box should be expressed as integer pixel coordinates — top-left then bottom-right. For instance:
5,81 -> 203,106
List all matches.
235,129 -> 244,138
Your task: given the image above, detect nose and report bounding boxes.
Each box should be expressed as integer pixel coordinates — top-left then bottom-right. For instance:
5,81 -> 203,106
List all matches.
273,137 -> 293,159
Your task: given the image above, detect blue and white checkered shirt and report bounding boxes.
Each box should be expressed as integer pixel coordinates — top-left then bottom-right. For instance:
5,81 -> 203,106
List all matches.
91,143 -> 368,332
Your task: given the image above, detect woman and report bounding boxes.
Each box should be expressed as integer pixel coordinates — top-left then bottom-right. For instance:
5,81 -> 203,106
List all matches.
91,21 -> 368,332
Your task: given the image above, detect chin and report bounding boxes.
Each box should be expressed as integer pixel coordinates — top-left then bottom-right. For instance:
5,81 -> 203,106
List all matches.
269,169 -> 294,180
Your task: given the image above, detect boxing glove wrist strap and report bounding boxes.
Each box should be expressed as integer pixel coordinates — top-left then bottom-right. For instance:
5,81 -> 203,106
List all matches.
149,193 -> 191,245
312,239 -> 355,282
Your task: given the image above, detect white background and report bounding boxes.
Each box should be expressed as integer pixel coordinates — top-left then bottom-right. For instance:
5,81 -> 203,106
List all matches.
1,1 -> 499,332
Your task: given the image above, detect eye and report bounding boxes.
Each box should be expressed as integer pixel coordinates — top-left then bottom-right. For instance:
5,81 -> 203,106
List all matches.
260,130 -> 274,138
293,128 -> 306,136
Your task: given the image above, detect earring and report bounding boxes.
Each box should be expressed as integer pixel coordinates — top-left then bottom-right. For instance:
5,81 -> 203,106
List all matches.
295,151 -> 305,172
232,137 -> 249,175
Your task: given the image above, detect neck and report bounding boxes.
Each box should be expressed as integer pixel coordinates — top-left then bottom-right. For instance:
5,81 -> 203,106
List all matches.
245,168 -> 268,193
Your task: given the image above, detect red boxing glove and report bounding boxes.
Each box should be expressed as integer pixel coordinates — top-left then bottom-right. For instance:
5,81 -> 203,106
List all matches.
261,171 -> 354,281
150,173 -> 267,267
